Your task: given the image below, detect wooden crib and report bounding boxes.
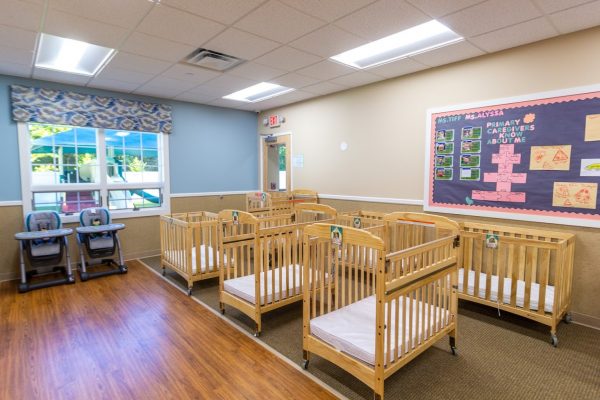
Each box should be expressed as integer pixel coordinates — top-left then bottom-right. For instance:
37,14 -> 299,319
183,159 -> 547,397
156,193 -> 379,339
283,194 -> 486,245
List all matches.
294,202 -> 336,223
459,222 -> 575,346
302,222 -> 460,400
218,208 -> 335,336
160,211 -> 221,295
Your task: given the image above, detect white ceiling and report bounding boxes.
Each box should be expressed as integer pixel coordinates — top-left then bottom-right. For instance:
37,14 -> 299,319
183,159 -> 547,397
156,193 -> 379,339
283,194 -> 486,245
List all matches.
1,0 -> 599,112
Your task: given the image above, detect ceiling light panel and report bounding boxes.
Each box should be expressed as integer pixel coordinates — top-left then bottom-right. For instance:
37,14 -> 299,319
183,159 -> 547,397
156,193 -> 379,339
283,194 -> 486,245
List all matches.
35,33 -> 115,76
331,20 -> 463,69
223,82 -> 294,103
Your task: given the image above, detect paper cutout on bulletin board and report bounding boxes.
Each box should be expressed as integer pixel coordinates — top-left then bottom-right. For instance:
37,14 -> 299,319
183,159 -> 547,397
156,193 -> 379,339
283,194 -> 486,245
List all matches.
580,159 -> 600,176
530,145 -> 571,170
552,182 -> 598,209
584,114 -> 600,141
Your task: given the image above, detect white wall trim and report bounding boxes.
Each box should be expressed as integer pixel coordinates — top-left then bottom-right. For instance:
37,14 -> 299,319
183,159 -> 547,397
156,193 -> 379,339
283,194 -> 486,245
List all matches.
0,201 -> 23,207
170,190 -> 258,198
319,193 -> 424,206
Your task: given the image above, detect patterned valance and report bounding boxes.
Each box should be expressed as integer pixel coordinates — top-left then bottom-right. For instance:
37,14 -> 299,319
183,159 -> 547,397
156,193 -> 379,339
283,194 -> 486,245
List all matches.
10,85 -> 172,134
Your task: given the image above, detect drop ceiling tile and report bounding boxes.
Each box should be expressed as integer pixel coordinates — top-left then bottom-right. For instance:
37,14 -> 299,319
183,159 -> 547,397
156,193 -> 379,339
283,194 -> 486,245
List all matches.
87,77 -> 141,93
133,83 -> 189,99
202,74 -> 258,92
44,9 -> 129,48
120,32 -> 196,63
0,61 -> 32,78
334,0 -> 430,40
0,25 -> 37,50
440,0 -> 542,37
296,60 -> 356,80
366,57 -> 429,78
47,0 -> 153,29
253,47 -> 322,72
279,0 -> 376,22
410,40 -> 485,67
254,90 -> 315,110
174,91 -> 219,104
32,67 -> 92,86
185,84 -> 232,98
235,1 -> 325,43
137,5 -> 226,47
208,97 -> 251,110
533,0 -> 592,14
106,52 -> 172,75
160,64 -> 221,84
0,0 -> 43,31
271,73 -> 319,88
96,65 -> 155,85
289,25 -> 367,58
0,44 -> 33,65
330,71 -> 384,87
406,0 -> 487,18
549,1 -> 600,34
203,28 -> 280,60
227,62 -> 286,81
161,0 -> 266,25
140,76 -> 197,92
302,81 -> 347,95
470,17 -> 558,53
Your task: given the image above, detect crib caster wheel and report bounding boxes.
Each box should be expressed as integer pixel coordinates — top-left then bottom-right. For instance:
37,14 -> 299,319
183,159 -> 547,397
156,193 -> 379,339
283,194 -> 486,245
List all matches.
254,331 -> 261,338
563,313 -> 572,324
451,346 -> 457,356
187,288 -> 192,296
161,268 -> 166,276
80,272 -> 89,282
551,334 -> 558,347
302,359 -> 309,369
219,303 -> 225,315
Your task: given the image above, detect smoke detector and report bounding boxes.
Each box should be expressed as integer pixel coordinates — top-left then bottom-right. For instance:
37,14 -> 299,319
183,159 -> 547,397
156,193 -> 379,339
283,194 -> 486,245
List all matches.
182,49 -> 244,72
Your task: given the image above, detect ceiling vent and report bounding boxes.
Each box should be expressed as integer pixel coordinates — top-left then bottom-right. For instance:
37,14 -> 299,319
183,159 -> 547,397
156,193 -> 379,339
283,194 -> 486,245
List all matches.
182,49 -> 244,72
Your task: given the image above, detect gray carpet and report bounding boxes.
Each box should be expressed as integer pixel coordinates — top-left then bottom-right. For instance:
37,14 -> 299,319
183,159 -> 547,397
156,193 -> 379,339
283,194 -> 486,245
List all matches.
141,256 -> 600,400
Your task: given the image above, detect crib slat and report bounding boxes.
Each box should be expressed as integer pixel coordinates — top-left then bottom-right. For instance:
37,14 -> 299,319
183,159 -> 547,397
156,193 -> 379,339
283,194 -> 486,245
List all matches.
538,248 -> 550,315
510,244 -> 520,307
497,244 -> 507,307
523,246 -> 533,310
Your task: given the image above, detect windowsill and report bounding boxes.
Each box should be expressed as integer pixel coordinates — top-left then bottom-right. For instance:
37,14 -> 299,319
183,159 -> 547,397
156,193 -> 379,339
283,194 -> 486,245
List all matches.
58,207 -> 170,224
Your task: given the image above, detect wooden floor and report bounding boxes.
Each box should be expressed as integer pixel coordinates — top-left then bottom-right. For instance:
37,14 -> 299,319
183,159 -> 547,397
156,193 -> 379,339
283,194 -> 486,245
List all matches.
0,260 -> 337,400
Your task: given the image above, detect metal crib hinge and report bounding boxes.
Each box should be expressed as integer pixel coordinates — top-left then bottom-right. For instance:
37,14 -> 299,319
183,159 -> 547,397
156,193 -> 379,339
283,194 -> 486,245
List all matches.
453,235 -> 461,248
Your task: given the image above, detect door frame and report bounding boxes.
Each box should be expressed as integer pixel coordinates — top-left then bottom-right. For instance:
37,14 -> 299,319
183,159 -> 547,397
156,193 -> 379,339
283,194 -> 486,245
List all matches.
259,131 -> 292,192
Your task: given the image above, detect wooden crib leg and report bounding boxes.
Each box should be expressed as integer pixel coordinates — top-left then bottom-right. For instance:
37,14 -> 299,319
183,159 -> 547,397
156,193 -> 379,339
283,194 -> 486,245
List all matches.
219,302 -> 225,315
302,350 -> 310,369
449,330 -> 457,355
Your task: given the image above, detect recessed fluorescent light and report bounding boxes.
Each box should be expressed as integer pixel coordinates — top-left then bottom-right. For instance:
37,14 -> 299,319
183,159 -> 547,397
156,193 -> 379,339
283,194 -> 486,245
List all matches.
331,20 -> 463,69
35,33 -> 115,76
223,82 -> 294,103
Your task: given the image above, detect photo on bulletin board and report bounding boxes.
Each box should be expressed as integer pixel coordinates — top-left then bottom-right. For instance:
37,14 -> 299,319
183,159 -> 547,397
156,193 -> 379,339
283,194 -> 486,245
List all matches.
424,84 -> 600,228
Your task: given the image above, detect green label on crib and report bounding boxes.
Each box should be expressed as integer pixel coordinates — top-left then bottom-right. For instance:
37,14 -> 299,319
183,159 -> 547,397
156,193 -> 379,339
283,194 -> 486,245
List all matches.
485,234 -> 499,249
232,211 -> 239,225
331,225 -> 343,246
353,217 -> 362,229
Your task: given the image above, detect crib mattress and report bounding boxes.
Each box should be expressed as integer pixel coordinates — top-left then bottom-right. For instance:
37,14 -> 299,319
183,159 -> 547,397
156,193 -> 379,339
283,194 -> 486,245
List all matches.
165,245 -> 220,274
458,268 -> 555,313
310,295 -> 449,366
223,264 -> 308,305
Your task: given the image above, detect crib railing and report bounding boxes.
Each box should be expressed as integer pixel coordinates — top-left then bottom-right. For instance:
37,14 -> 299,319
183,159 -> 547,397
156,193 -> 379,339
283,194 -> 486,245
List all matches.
294,203 -> 336,224
460,222 -> 575,345
337,210 -> 385,230
246,192 -> 273,217
381,235 -> 458,371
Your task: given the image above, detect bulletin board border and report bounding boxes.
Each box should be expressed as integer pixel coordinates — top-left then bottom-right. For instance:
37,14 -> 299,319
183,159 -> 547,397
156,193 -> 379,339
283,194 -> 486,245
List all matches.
423,83 -> 600,228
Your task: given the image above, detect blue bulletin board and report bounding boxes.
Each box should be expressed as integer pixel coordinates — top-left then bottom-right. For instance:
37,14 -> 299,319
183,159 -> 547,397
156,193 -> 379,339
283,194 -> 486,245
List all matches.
424,84 -> 600,228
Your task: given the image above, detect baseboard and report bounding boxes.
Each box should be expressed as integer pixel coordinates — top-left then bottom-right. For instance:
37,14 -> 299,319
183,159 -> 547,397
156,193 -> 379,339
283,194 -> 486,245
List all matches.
571,312 -> 600,330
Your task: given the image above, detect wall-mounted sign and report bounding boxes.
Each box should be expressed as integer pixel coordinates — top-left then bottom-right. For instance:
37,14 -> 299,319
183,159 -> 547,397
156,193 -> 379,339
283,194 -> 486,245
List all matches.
268,114 -> 285,128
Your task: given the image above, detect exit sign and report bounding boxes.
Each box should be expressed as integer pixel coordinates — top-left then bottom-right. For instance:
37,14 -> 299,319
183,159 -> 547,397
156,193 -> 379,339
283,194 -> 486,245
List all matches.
268,115 -> 281,128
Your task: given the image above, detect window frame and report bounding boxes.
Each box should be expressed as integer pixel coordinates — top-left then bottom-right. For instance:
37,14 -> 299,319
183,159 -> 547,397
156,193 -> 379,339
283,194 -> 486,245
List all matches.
18,122 -> 171,223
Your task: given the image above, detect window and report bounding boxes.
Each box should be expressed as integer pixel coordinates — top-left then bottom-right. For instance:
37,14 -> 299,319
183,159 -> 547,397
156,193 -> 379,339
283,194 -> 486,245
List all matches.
19,123 -> 170,221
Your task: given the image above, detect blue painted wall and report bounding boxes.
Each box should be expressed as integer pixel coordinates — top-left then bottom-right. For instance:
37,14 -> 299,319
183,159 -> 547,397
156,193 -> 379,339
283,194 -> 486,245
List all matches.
0,74 -> 258,201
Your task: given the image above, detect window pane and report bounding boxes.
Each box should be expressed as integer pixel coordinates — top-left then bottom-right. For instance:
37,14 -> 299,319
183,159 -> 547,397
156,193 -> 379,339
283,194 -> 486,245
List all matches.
108,189 -> 161,210
33,191 -> 100,214
142,133 -> 158,149
28,123 -> 99,185
124,132 -> 141,148
105,130 -> 160,185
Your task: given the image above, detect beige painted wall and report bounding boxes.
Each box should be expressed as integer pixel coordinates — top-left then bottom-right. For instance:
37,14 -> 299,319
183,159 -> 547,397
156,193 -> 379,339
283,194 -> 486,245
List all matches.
256,28 -> 600,325
0,194 -> 246,282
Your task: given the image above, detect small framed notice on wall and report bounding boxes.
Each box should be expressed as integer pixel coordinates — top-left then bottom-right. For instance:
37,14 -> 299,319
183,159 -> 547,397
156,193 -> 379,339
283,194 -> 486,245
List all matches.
425,84 -> 600,228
